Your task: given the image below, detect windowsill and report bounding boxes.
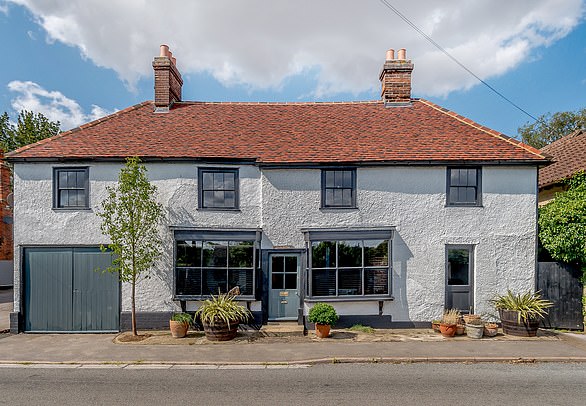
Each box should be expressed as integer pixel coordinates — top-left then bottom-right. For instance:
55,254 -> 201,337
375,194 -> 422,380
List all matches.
52,207 -> 92,211
319,206 -> 358,211
173,295 -> 256,302
445,204 -> 483,208
197,208 -> 241,212
304,296 -> 394,303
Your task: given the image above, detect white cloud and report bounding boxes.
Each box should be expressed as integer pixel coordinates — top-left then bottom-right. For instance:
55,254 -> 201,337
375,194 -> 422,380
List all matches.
7,80 -> 115,130
0,2 -> 8,15
7,0 -> 586,97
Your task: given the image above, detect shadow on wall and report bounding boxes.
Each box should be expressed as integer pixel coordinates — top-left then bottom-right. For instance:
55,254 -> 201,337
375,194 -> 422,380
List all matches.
391,231 -> 413,322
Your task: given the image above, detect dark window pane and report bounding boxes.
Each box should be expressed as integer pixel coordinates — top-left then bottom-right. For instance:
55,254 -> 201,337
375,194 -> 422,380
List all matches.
176,240 -> 201,267
77,190 -> 86,206
59,190 -> 68,206
224,191 -> 235,208
466,187 -> 476,202
312,241 -> 336,268
202,191 -> 214,207
271,256 -> 284,273
272,273 -> 284,290
229,241 -> 253,268
202,172 -> 213,189
325,189 -> 334,206
342,188 -> 353,206
213,191 -> 225,207
467,169 -> 477,186
364,240 -> 388,266
334,171 -> 344,187
285,273 -> 297,289
333,189 -> 343,205
224,173 -> 235,190
213,172 -> 224,189
68,190 -> 78,206
450,169 -> 461,187
338,240 -> 361,267
59,171 -> 68,187
76,171 -> 85,187
325,171 -> 335,187
343,170 -> 353,187
312,269 -> 336,296
365,269 -> 388,295
284,256 -> 297,273
338,268 -> 362,295
448,249 -> 469,285
203,268 -> 227,295
202,241 -> 228,267
229,269 -> 253,295
176,268 -> 201,296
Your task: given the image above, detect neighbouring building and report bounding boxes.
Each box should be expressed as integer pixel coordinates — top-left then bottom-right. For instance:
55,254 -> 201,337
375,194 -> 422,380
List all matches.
7,46 -> 548,333
0,153 -> 13,287
538,129 -> 586,205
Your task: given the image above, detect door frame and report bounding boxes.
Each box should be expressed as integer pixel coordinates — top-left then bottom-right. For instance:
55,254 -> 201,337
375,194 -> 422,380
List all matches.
261,249 -> 305,324
444,244 -> 475,314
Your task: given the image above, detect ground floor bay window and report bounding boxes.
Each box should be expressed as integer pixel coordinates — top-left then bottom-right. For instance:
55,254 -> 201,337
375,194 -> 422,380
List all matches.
303,228 -> 394,299
173,228 -> 261,299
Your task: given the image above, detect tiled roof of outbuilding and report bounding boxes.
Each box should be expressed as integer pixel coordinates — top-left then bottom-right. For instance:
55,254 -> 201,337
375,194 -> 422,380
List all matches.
539,129 -> 586,187
6,98 -> 546,164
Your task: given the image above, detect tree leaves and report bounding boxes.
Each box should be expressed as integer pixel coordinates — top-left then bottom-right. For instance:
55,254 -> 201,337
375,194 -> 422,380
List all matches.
0,110 -> 60,152
519,108 -> 585,149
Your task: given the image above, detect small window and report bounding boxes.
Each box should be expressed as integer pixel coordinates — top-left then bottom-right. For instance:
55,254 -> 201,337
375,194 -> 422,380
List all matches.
321,169 -> 356,208
447,167 -> 481,206
53,167 -> 89,209
198,168 -> 239,209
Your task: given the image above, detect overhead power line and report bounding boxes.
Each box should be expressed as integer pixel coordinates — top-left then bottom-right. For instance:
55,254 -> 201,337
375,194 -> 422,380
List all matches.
378,0 -> 538,122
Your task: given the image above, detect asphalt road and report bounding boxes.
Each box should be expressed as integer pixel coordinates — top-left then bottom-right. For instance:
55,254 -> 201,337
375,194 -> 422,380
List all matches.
1,362 -> 585,405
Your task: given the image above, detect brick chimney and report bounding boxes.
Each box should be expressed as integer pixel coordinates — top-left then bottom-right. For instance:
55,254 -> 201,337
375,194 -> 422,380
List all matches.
379,48 -> 414,105
153,44 -> 183,111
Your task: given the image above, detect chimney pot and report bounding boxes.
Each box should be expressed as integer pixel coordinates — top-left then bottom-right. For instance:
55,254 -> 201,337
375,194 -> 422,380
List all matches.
386,49 -> 395,61
160,44 -> 169,57
398,48 -> 406,60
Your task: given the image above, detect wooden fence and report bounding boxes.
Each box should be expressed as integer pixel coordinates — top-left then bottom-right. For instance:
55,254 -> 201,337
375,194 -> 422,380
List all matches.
537,262 -> 583,330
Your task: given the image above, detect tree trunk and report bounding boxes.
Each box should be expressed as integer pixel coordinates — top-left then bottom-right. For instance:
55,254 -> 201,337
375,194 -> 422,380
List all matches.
583,285 -> 586,333
131,272 -> 137,336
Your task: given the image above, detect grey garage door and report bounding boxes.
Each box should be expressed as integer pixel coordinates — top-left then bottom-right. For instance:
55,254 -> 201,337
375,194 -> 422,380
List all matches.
24,247 -> 119,332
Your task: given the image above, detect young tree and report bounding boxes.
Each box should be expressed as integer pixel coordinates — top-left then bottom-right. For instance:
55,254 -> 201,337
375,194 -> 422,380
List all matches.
0,110 -> 61,152
518,108 -> 586,149
98,157 -> 163,336
539,171 -> 586,331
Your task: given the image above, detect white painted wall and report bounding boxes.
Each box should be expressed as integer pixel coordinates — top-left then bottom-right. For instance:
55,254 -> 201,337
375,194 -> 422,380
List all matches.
12,162 -> 537,323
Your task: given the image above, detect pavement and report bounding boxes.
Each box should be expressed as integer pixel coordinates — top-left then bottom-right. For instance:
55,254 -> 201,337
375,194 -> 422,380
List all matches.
1,325 -> 586,367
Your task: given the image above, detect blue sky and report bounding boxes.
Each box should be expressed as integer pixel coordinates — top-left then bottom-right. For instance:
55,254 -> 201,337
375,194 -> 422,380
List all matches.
1,1 -> 585,138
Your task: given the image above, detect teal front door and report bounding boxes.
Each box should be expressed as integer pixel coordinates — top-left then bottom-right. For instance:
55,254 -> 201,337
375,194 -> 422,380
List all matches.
268,253 -> 300,320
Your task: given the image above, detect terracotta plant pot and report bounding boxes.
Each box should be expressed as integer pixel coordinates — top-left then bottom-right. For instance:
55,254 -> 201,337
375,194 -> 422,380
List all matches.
484,323 -> 499,337
463,314 -> 481,324
455,324 -> 465,335
169,320 -> 189,338
439,323 -> 457,337
315,323 -> 331,338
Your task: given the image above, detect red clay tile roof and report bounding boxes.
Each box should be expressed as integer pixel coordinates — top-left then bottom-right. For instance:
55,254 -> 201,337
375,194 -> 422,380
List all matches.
539,129 -> 586,187
6,99 -> 546,164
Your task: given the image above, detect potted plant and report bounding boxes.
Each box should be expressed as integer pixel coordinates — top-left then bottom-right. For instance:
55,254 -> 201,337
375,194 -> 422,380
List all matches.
465,318 -> 484,339
308,302 -> 339,338
169,312 -> 192,338
484,322 -> 499,337
463,313 -> 481,324
195,287 -> 252,341
431,319 -> 441,333
491,290 -> 553,337
439,308 -> 461,337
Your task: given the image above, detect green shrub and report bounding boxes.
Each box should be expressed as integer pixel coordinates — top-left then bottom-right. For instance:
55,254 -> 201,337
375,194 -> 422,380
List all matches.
171,312 -> 192,324
308,303 -> 339,326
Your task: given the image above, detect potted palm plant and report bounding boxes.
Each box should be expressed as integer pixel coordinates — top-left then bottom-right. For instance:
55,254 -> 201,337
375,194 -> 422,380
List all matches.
195,287 -> 252,341
308,303 -> 339,338
439,308 -> 461,337
491,290 -> 553,337
169,312 -> 192,338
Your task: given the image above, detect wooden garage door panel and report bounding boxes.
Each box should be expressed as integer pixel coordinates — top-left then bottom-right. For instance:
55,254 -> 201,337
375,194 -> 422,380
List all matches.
24,248 -> 73,332
24,247 -> 119,332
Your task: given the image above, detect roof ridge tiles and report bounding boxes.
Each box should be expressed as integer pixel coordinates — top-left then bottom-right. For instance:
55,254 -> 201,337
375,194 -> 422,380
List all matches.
5,101 -> 153,158
174,100 -> 383,106
418,98 -> 546,160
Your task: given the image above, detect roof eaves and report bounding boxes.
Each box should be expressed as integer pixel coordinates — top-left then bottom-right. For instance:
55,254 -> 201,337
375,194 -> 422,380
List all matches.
417,99 -> 548,160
